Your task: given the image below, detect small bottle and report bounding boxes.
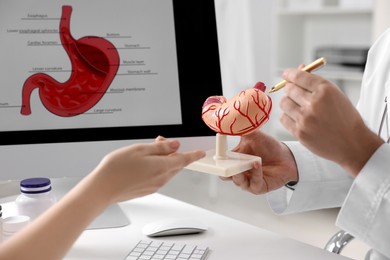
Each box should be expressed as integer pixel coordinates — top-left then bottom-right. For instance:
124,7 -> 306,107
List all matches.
15,178 -> 57,220
2,215 -> 30,241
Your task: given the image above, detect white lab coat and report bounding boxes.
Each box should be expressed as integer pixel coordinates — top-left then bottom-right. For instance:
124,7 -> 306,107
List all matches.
267,28 -> 390,260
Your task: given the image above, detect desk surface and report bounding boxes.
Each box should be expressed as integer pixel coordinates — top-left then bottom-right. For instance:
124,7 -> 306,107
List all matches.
60,193 -> 351,260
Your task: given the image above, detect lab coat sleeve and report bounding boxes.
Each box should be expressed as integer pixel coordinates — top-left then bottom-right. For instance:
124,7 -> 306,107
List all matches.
336,143 -> 390,258
267,141 -> 353,214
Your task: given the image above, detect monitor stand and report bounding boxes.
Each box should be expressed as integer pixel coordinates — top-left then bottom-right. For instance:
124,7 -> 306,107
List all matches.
51,177 -> 130,230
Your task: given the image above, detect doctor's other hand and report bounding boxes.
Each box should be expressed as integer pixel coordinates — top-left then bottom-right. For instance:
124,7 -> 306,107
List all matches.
280,68 -> 383,177
85,139 -> 206,205
220,130 -> 298,194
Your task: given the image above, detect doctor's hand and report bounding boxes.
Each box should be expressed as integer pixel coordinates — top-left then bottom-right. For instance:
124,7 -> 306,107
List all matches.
280,68 -> 383,177
220,130 -> 298,194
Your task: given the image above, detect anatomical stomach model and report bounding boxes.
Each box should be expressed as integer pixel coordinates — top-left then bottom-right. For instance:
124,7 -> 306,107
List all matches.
21,6 -> 120,117
201,82 -> 271,136
186,82 -> 272,177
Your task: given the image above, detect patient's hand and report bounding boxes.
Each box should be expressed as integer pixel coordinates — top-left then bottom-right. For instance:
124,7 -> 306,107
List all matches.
90,138 -> 205,204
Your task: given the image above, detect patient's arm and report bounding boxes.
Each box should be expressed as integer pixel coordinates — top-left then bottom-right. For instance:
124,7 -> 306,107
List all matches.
0,139 -> 205,260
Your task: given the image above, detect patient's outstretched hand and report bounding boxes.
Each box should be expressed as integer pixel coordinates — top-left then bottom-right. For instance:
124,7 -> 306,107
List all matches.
90,138 -> 205,204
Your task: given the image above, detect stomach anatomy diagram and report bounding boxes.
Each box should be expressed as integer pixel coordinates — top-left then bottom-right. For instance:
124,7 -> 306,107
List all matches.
20,5 -> 120,117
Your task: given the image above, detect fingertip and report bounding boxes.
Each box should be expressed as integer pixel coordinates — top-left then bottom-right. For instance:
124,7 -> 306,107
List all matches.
155,135 -> 165,142
282,68 -> 290,79
188,150 -> 206,162
253,160 -> 261,170
153,139 -> 180,155
232,173 -> 243,182
168,140 -> 180,150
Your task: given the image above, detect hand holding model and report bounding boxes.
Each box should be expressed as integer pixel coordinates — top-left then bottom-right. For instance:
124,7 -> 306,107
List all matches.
0,138 -> 205,260
220,130 -> 298,194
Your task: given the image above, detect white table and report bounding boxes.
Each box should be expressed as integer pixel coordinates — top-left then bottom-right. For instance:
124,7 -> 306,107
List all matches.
60,193 -> 351,260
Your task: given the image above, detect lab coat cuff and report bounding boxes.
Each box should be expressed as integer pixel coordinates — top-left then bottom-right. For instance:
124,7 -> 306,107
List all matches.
266,141 -> 312,214
336,144 -> 390,256
267,141 -> 321,214
267,141 -> 351,214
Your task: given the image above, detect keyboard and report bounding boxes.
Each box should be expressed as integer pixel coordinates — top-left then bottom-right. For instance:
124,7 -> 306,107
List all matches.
125,240 -> 209,260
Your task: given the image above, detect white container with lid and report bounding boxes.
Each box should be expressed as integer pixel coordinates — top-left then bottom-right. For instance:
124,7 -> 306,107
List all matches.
15,178 -> 57,220
2,215 -> 31,241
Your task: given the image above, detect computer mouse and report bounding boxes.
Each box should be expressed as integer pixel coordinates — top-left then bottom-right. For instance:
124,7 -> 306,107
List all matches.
142,218 -> 208,237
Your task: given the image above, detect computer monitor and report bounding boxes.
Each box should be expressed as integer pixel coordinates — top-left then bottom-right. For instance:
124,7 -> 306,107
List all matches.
0,0 -> 222,182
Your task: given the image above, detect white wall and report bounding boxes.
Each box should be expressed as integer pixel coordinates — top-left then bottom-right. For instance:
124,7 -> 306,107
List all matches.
215,0 -> 275,99
372,0 -> 390,40
214,0 -> 279,145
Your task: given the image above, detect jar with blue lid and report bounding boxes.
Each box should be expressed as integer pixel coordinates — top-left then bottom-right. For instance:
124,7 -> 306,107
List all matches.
15,178 -> 57,220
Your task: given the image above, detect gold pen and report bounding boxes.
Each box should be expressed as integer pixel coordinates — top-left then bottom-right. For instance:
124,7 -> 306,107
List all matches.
268,57 -> 327,93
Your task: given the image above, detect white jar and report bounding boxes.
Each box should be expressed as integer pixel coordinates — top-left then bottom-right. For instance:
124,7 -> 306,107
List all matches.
15,178 -> 57,220
2,215 -> 30,241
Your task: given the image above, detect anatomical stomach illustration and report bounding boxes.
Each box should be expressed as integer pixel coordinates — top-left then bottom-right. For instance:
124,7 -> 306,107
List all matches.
201,82 -> 272,136
20,5 -> 120,117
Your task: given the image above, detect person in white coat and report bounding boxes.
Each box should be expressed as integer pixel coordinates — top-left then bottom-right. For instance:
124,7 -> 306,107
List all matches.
221,28 -> 390,259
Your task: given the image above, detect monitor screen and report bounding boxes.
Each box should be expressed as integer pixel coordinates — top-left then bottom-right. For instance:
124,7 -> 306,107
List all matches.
0,0 -> 222,145
0,0 -> 222,181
